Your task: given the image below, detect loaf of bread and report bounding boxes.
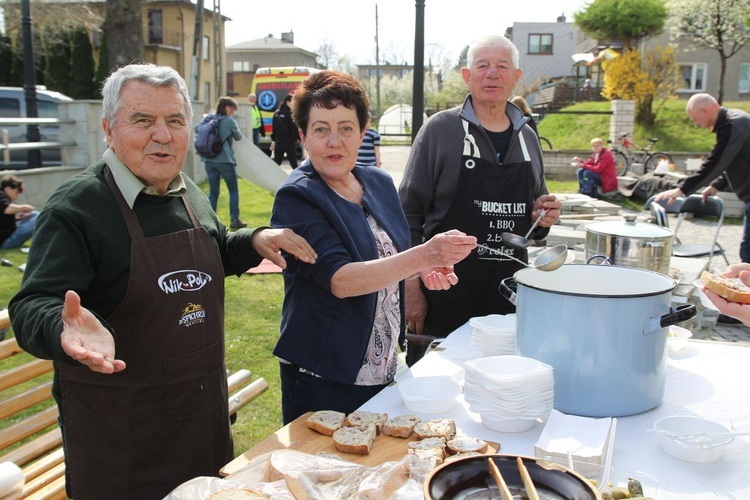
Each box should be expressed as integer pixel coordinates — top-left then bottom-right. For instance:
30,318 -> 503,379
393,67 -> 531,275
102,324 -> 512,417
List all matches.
207,488 -> 266,499
382,414 -> 422,438
332,423 -> 377,455
413,418 -> 456,441
307,410 -> 345,436
344,410 -> 388,434
447,436 -> 488,454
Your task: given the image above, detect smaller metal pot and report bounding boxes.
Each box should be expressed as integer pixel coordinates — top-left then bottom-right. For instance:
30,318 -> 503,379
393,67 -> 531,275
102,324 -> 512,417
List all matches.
585,215 -> 674,275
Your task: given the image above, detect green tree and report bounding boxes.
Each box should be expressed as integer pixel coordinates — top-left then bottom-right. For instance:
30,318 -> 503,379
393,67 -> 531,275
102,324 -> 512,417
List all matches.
602,46 -> 681,125
95,32 -> 110,93
666,0 -> 750,104
9,31 -> 24,87
44,34 -> 71,95
69,28 -> 97,98
433,70 -> 467,112
575,0 -> 668,49
0,36 -> 15,86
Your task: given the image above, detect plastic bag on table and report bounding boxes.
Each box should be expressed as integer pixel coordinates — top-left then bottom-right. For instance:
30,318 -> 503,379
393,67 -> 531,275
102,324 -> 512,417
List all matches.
229,449 -> 431,499
163,475 -> 291,499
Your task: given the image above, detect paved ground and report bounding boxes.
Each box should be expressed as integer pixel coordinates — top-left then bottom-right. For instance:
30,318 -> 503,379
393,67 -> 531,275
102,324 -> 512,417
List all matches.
284,145 -> 750,345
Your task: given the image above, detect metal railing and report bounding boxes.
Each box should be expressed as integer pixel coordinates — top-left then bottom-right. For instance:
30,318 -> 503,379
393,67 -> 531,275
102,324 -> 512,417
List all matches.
0,117 -> 77,167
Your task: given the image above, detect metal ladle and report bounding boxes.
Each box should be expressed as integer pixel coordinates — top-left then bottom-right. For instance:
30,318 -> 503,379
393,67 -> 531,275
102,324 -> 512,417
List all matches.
477,243 -> 568,272
501,208 -> 548,249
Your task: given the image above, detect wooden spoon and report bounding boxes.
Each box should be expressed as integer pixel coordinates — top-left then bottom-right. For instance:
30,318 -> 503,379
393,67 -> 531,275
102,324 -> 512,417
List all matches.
488,457 -> 513,500
517,457 -> 541,500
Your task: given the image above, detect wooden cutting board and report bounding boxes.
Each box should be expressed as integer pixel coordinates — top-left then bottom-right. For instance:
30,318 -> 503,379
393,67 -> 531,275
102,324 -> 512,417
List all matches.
221,412 -> 500,476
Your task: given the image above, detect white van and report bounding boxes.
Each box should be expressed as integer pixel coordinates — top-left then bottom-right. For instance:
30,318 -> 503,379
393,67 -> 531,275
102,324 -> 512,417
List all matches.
0,86 -> 73,168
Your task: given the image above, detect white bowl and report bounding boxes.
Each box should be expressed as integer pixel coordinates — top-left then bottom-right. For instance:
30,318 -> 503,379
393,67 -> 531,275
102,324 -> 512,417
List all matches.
668,326 -> 693,352
653,415 -> 733,463
397,375 -> 461,414
480,412 -> 540,433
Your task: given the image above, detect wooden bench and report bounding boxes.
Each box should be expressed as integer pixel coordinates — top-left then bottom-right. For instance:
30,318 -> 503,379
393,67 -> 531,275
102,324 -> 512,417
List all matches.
0,309 -> 268,500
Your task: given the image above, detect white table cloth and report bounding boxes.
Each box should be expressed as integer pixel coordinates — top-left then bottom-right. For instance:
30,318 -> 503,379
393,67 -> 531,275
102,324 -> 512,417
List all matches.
361,323 -> 750,499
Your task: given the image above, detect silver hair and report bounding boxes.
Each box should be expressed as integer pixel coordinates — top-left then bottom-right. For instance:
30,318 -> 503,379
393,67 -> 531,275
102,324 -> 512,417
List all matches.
467,35 -> 519,69
101,63 -> 193,127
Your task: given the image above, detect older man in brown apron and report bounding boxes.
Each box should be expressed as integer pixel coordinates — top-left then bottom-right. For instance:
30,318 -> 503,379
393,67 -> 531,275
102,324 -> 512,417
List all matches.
9,64 -> 316,499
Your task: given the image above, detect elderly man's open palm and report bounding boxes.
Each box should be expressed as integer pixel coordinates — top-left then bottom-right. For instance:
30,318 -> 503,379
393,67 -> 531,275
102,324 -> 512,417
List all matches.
61,290 -> 126,374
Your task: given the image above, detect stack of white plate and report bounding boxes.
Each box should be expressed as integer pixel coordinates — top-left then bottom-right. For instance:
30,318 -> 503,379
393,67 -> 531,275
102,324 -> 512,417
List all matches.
464,355 -> 554,433
468,314 -> 517,356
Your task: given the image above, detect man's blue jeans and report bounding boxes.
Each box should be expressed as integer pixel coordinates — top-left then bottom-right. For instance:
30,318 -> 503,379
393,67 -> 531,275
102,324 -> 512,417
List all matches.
1,210 -> 39,249
205,162 -> 240,221
741,200 -> 750,263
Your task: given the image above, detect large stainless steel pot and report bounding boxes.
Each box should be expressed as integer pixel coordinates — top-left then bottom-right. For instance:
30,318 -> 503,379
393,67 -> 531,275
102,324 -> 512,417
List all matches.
585,215 -> 674,275
500,265 -> 696,417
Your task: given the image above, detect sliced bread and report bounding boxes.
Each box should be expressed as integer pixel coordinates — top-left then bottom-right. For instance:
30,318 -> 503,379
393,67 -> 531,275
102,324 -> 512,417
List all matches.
344,410 -> 388,434
382,414 -> 422,438
307,410 -> 346,436
407,447 -> 444,470
332,422 -> 377,455
407,436 -> 447,453
447,436 -> 489,454
413,418 -> 456,441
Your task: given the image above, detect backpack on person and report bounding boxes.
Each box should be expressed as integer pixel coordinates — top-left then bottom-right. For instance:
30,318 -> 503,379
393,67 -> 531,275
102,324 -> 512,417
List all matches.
194,114 -> 226,159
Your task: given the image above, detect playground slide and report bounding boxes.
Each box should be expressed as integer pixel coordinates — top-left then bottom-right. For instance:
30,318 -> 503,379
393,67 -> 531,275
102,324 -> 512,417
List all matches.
233,137 -> 289,195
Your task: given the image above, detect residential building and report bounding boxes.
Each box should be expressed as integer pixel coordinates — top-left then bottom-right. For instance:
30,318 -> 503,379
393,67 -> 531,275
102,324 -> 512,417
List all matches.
505,14 -> 581,97
356,63 -> 414,82
226,33 -> 318,98
2,0 -> 228,109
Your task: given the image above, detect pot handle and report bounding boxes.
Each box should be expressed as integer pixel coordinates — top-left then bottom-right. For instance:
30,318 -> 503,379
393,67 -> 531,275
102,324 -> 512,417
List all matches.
586,254 -> 613,266
499,277 -> 517,305
642,304 -> 697,335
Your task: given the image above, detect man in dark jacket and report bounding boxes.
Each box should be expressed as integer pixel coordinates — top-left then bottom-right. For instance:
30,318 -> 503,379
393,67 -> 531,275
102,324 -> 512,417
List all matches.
271,94 -> 300,169
655,93 -> 750,263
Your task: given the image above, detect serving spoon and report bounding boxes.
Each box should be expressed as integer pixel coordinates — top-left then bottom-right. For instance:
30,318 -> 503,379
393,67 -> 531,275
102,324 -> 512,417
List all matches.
477,243 -> 568,272
501,208 -> 548,249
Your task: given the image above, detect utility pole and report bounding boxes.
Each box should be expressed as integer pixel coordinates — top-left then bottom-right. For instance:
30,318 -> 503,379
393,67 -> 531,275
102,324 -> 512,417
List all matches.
212,0 -> 223,101
412,0 -> 425,142
21,0 -> 41,167
190,0 -> 204,102
375,3 -> 381,120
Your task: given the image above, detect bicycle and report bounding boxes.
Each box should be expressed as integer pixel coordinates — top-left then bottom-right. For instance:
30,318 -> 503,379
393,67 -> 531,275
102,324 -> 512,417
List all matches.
608,132 -> 673,176
538,136 -> 553,150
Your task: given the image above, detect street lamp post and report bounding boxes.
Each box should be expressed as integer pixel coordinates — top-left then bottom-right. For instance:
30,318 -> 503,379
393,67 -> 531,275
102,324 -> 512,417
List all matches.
21,0 -> 41,167
411,0 -> 425,143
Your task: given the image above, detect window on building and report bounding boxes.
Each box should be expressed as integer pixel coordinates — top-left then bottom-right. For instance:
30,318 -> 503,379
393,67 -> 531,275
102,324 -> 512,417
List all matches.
678,63 -> 706,92
232,61 -> 250,72
740,64 -> 750,94
147,10 -> 163,44
203,36 -> 210,61
204,82 -> 211,104
528,34 -> 553,54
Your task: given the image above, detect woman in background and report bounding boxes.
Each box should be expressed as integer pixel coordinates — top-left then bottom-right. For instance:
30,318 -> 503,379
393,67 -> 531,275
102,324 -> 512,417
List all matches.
198,97 -> 246,228
572,137 -> 618,197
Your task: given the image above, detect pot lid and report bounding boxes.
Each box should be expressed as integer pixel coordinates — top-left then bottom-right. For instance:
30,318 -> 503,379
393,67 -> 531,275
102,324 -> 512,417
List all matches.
586,215 -> 674,238
514,265 -> 676,297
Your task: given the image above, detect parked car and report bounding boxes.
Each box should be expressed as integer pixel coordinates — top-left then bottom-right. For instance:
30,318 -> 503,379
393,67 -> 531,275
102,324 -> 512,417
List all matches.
0,86 -> 73,169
